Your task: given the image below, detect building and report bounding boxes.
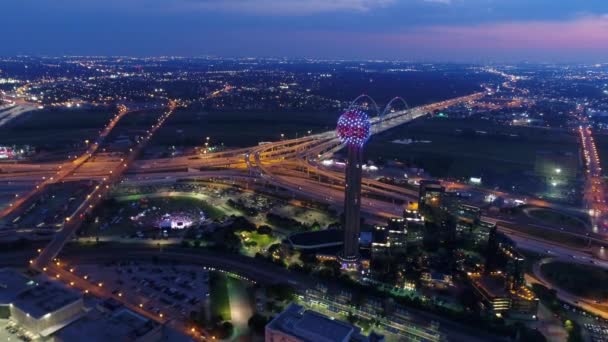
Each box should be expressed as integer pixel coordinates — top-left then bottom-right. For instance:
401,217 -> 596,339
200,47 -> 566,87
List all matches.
301,289 -> 442,341
455,204 -> 481,225
336,109 -> 371,269
10,279 -> 84,337
418,180 -> 444,208
472,219 -> 497,246
371,219 -> 408,258
500,243 -> 525,290
52,306 -> 163,342
420,272 -> 454,290
469,272 -> 511,316
0,269 -> 34,318
266,303 -> 383,342
469,272 -> 538,319
510,286 -> 539,320
286,229 -> 343,251
403,209 -> 424,245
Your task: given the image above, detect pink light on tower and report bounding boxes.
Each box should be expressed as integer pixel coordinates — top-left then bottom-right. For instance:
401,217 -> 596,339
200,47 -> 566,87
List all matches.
336,109 -> 371,147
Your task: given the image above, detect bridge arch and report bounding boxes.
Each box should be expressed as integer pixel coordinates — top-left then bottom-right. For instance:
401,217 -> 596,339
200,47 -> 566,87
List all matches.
348,94 -> 380,117
382,96 -> 409,117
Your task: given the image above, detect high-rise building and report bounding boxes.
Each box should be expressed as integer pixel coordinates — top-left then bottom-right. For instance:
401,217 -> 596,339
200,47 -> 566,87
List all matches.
418,180 -> 444,208
336,109 -> 371,269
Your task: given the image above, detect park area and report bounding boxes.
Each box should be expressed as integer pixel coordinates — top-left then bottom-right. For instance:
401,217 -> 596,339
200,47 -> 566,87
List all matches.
81,194 -> 224,237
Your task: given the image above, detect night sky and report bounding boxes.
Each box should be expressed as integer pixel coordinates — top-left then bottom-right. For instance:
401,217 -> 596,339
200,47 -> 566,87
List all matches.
2,0 -> 607,62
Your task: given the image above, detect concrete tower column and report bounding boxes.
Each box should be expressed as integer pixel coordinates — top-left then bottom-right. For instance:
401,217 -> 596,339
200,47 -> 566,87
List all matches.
342,144 -> 363,261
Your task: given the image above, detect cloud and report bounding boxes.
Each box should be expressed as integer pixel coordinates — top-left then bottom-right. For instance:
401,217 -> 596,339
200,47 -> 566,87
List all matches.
181,0 -> 396,14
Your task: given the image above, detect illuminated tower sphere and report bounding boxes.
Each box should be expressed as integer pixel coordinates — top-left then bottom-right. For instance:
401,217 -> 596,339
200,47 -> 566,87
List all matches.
337,109 -> 372,148
336,109 -> 371,269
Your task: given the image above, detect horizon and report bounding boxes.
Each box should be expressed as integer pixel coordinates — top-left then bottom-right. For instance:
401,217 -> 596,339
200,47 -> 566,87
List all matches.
1,55 -> 607,65
2,0 -> 607,63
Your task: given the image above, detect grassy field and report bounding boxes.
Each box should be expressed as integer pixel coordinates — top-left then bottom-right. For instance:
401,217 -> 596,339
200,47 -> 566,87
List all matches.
115,194 -> 225,219
366,117 -> 579,180
210,272 -> 232,321
150,107 -> 338,148
499,221 -> 589,249
0,107 -> 113,150
239,231 -> 280,257
541,261 -> 608,300
525,207 -> 589,231
595,132 -> 608,173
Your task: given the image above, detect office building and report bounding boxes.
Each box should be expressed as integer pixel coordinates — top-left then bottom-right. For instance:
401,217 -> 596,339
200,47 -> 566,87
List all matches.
10,279 -> 84,336
418,180 -> 444,208
266,303 -> 383,342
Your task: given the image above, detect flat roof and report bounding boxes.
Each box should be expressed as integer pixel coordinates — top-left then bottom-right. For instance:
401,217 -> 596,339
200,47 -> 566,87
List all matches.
55,308 -> 159,342
268,303 -> 355,342
0,269 -> 33,305
288,229 -> 342,247
12,280 -> 81,319
294,311 -> 354,342
473,275 -> 507,298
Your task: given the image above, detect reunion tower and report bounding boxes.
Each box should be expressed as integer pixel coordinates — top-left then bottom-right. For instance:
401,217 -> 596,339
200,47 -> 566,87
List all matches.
336,108 -> 371,268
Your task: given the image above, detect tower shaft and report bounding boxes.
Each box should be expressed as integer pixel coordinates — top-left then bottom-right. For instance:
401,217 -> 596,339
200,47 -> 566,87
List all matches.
343,144 -> 363,260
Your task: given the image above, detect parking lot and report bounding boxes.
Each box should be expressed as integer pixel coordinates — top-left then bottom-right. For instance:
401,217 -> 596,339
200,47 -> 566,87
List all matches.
1,320 -> 36,342
74,261 -> 209,322
584,322 -> 608,342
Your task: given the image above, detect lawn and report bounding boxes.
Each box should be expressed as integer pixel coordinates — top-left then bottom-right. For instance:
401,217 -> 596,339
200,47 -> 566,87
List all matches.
115,193 -> 225,219
541,261 -> 608,300
366,117 -> 579,181
525,207 -> 589,231
239,231 -> 279,257
498,221 -> 589,249
210,272 -> 232,321
595,132 -> 608,173
0,107 -> 113,150
149,107 -> 338,148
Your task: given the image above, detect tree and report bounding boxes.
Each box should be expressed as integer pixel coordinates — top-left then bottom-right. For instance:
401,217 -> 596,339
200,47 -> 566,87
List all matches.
211,321 -> 234,340
266,284 -> 295,302
248,313 -> 269,335
257,225 -> 273,235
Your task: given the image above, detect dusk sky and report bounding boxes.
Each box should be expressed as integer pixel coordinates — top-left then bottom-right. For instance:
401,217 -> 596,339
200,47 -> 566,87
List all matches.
2,0 -> 607,62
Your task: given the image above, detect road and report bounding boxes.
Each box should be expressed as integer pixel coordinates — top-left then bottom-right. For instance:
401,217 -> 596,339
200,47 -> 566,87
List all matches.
530,257 -> 608,320
34,101 -> 178,268
579,125 -> 607,233
0,105 -> 130,219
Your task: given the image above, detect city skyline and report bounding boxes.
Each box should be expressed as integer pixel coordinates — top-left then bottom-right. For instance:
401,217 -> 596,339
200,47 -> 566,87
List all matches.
1,0 -> 607,62
1,2 -> 608,341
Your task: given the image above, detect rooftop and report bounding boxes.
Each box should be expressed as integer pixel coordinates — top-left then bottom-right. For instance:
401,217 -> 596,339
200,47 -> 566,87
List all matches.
0,269 -> 33,305
12,280 -> 81,319
288,229 -> 343,249
472,274 -> 508,298
55,308 -> 160,342
268,303 -> 358,342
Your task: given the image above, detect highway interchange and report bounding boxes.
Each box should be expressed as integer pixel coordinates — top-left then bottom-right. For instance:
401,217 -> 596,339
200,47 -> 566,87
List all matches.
2,90 -> 608,337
